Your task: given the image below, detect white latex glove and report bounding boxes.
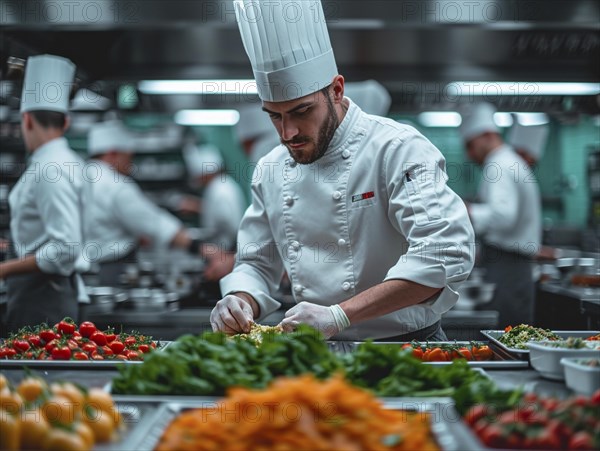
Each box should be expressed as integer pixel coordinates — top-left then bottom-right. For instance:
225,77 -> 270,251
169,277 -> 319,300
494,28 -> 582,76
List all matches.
210,295 -> 254,335
279,302 -> 350,339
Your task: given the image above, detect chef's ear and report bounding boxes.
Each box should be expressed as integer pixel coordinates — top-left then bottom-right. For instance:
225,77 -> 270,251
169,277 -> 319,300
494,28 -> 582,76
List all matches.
21,112 -> 34,131
63,115 -> 71,133
330,75 -> 345,104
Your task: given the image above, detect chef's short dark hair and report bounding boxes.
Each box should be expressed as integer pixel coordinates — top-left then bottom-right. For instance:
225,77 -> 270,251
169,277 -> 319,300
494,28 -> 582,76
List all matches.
29,110 -> 67,129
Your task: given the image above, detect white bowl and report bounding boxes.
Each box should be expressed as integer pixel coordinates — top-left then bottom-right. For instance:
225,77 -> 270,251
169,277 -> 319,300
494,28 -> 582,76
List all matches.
561,357 -> 600,395
527,340 -> 600,380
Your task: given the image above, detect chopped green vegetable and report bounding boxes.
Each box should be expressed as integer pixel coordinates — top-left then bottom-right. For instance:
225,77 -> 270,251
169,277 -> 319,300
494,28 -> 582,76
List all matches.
498,324 -> 561,349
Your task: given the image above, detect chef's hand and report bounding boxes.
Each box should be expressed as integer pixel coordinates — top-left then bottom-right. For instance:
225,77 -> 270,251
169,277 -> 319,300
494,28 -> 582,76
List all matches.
279,302 -> 350,339
210,295 -> 254,335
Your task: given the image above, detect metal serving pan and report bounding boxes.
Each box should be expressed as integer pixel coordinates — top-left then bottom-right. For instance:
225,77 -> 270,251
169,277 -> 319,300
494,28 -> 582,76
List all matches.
122,398 -> 482,451
0,342 -> 172,369
480,330 -> 600,359
340,341 -> 529,369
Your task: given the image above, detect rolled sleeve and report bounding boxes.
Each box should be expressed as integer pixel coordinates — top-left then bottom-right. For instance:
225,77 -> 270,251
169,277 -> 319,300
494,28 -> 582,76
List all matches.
384,134 -> 475,313
219,176 -> 283,321
34,172 -> 84,275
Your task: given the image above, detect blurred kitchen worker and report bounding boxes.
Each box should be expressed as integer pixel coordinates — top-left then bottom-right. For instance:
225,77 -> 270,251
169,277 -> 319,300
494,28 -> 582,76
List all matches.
344,80 -> 392,117
507,116 -> 549,169
210,0 -> 475,340
236,103 -> 282,165
0,55 -> 90,331
85,120 -> 194,284
182,143 -> 247,254
460,102 -> 542,326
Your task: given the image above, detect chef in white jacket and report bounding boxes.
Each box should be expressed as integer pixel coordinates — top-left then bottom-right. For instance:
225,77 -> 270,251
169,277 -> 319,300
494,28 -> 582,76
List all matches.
86,120 -> 193,284
210,0 -> 475,340
460,103 -> 542,326
182,143 -> 247,253
0,55 -> 90,331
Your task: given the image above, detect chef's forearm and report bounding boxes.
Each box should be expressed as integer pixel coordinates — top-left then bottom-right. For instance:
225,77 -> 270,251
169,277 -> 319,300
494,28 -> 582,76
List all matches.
339,279 -> 441,325
0,255 -> 41,279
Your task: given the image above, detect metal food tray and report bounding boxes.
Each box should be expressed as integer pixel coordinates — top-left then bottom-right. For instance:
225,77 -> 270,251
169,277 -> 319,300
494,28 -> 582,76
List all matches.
338,341 -> 529,369
97,401 -> 165,451
0,341 -> 172,369
480,330 -> 600,359
123,398 -> 482,451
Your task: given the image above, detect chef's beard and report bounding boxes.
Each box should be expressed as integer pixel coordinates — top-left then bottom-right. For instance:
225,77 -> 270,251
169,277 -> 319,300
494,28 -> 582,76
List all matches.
284,89 -> 339,165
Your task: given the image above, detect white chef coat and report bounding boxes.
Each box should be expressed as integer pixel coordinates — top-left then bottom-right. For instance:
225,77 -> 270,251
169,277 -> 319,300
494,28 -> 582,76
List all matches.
221,99 -> 475,340
201,174 -> 247,251
469,144 -> 541,257
8,137 -> 90,300
86,161 -> 182,263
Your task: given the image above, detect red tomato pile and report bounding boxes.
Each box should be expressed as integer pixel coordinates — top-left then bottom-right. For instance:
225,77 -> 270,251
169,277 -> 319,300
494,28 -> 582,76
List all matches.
0,318 -> 157,361
400,342 -> 494,362
465,391 -> 600,450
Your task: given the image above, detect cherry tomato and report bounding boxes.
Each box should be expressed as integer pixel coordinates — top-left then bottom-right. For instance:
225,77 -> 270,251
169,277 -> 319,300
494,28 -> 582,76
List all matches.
3,348 -> 17,358
101,346 -> 114,356
569,431 -> 594,450
39,329 -> 58,343
401,343 -> 413,350
104,331 -> 117,343
427,348 -> 446,362
479,425 -> 504,448
45,339 -> 58,352
73,352 -> 89,361
472,345 -> 493,361
13,339 -> 30,353
464,404 -> 489,426
138,344 -> 150,353
78,321 -> 97,338
456,347 -> 473,360
67,339 -> 79,350
115,354 -> 128,361
0,347 -> 12,358
57,319 -> 76,336
126,350 -> 140,360
124,336 -> 136,346
90,331 -> 108,346
91,352 -> 104,360
27,335 -> 42,348
82,343 -> 97,354
51,346 -> 71,360
109,341 -> 125,354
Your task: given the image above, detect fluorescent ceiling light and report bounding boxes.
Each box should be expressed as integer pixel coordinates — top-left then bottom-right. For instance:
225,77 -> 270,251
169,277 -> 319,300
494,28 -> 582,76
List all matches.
418,112 -> 462,128
174,109 -> 240,126
446,82 -> 600,96
493,112 -> 550,128
139,80 -> 257,95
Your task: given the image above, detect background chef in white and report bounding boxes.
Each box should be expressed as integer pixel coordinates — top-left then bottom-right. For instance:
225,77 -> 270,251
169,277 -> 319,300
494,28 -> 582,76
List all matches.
85,120 -> 195,284
0,55 -> 90,331
460,103 -> 542,327
210,0 -> 475,340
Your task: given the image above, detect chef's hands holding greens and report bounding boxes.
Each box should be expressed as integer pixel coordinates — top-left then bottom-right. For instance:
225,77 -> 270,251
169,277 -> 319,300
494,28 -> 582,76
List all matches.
210,294 -> 254,334
279,302 -> 350,339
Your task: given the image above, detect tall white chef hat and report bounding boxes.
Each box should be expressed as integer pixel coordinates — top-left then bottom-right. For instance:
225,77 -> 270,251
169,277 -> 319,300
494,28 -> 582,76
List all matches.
507,118 -> 549,161
20,54 -> 76,114
183,143 -> 224,177
234,0 -> 338,102
459,102 -> 500,142
345,80 -> 392,117
88,120 -> 134,156
236,103 -> 274,142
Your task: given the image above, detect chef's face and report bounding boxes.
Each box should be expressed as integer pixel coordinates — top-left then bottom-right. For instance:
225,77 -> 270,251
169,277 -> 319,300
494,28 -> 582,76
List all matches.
262,77 -> 345,165
112,151 -> 134,175
465,134 -> 488,165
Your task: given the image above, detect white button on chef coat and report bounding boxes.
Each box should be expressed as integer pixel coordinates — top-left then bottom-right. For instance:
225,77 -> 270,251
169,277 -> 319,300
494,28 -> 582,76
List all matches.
342,150 -> 351,159
338,238 -> 346,247
290,240 -> 300,252
293,284 -> 304,293
86,161 -> 182,262
284,196 -> 294,206
221,99 -> 475,340
341,282 -> 351,291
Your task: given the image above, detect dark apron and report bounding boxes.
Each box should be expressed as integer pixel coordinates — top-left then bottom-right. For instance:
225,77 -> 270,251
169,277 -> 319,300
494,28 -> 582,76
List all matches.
5,271 -> 79,333
377,320 -> 447,342
96,248 -> 137,286
480,244 -> 534,327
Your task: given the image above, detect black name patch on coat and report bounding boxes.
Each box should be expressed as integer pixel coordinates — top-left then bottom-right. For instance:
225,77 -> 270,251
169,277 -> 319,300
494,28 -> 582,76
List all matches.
351,191 -> 375,203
